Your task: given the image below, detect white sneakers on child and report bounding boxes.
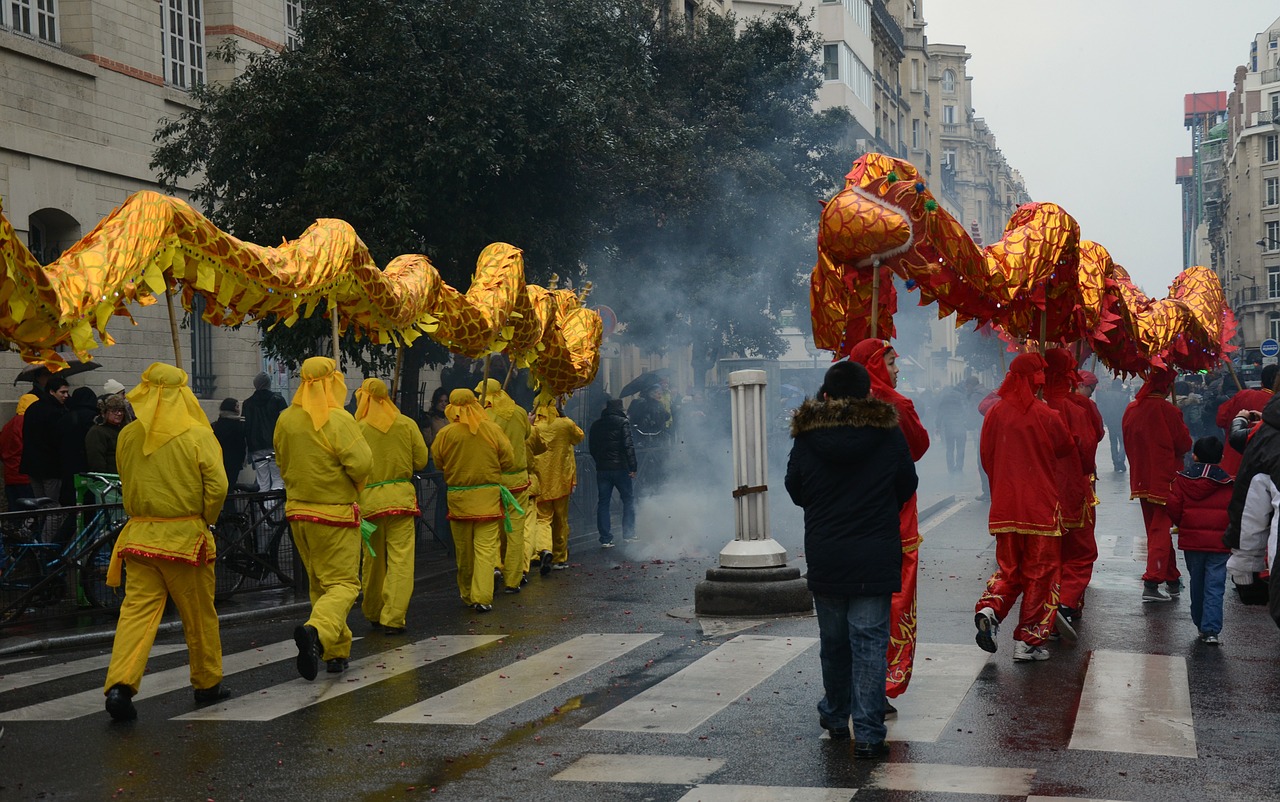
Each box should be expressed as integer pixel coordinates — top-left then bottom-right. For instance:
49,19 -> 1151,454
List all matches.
1013,641 -> 1051,662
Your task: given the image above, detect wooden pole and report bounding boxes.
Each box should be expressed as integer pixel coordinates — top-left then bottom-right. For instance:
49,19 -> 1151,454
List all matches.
1039,309 -> 1048,355
391,346 -> 404,401
1225,358 -> 1244,391
869,265 -> 881,340
165,286 -> 183,367
502,358 -> 517,391
331,303 -> 341,365
479,353 -> 492,404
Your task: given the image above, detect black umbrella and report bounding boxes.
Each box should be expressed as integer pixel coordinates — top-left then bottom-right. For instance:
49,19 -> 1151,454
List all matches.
618,369 -> 669,398
14,358 -> 102,387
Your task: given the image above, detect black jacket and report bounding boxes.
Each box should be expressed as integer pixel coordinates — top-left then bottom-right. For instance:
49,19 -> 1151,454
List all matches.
589,407 -> 638,472
212,413 -> 248,483
1225,392 -> 1280,548
20,390 -> 66,480
242,388 -> 288,453
785,396 -> 917,597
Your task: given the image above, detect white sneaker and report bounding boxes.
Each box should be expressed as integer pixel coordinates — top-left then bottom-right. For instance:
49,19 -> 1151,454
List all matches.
1013,641 -> 1050,662
974,607 -> 999,653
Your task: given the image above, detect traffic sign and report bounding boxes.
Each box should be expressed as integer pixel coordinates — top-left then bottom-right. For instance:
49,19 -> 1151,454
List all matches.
1261,338 -> 1280,358
594,305 -> 618,338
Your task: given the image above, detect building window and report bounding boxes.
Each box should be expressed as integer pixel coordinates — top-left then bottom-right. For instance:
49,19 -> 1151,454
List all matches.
8,0 -> 58,43
910,59 -> 920,91
943,104 -> 956,125
285,0 -> 302,50
162,0 -> 205,90
1268,177 -> 1280,207
1267,134 -> 1279,163
911,118 -> 920,149
1273,92 -> 1280,118
941,69 -> 956,93
1269,221 -> 1280,250
1271,312 -> 1280,342
821,42 -> 872,108
823,44 -> 839,81
821,0 -> 869,37
942,148 -> 956,169
1270,270 -> 1280,301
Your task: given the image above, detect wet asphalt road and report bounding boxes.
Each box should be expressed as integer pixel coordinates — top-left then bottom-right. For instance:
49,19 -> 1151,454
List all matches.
1,445 -> 1279,801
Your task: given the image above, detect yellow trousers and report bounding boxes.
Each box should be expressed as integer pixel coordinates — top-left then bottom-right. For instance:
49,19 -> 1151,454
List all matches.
360,515 -> 416,629
291,519 -> 360,660
451,518 -> 501,605
498,489 -> 532,588
103,554 -> 221,695
536,497 -> 571,564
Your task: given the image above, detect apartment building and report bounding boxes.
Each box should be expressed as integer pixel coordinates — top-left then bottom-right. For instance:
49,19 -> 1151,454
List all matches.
0,1 -> 303,409
1194,15 -> 1280,355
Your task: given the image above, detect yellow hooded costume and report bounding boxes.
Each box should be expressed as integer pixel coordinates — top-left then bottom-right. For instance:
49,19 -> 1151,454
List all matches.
531,403 -> 584,566
274,356 -> 373,665
475,379 -> 545,585
103,362 -> 228,702
355,378 -> 428,631
432,388 -> 515,608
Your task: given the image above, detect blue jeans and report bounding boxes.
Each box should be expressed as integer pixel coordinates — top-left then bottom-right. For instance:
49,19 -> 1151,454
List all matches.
1183,550 -> 1228,635
814,593 -> 891,744
596,469 -> 635,543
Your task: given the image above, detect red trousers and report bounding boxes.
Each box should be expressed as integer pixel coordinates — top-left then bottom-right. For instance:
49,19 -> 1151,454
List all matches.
886,543 -> 918,698
976,532 -> 1061,646
1140,500 -> 1180,583
1058,512 -> 1097,610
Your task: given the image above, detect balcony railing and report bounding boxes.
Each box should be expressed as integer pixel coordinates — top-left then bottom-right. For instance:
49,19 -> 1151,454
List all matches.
1253,110 -> 1280,127
870,0 -> 905,55
1261,66 -> 1280,85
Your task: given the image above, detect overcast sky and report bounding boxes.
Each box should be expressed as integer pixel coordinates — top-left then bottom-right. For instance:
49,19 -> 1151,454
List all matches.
922,1 -> 1280,296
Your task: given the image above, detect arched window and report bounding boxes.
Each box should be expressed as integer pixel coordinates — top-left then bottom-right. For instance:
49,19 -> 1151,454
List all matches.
26,208 -> 81,265
941,69 -> 956,93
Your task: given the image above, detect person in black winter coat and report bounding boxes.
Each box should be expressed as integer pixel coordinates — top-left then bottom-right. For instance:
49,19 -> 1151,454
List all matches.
785,361 -> 917,759
21,375 -> 70,504
588,398 -> 638,546
242,372 -> 287,491
60,387 -> 100,503
212,397 -> 248,489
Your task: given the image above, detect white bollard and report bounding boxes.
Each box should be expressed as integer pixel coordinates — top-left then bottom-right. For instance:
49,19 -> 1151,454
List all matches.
719,370 -> 788,568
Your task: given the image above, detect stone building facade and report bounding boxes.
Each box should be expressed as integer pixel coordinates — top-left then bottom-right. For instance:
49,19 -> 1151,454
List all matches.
0,0 -> 305,415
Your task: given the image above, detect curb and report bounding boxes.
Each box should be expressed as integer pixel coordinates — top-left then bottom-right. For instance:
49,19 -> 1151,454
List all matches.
918,494 -> 958,523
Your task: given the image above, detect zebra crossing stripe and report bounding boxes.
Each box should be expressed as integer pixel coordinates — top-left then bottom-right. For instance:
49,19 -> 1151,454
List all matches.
0,645 -> 186,695
1069,650 -> 1196,758
865,763 -> 1036,796
377,633 -> 658,725
884,643 -> 991,742
553,753 -> 725,784
179,635 -> 501,721
0,639 -> 300,721
580,634 -> 817,734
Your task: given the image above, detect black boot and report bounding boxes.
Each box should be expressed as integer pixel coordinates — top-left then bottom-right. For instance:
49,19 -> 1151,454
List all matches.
193,683 -> 231,705
105,684 -> 137,722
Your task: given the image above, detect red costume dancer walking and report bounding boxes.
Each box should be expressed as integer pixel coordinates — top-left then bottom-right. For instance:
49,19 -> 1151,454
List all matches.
849,339 -> 929,702
1213,364 -> 1275,476
1122,368 -> 1192,602
1044,352 -> 1104,628
974,353 -> 1073,662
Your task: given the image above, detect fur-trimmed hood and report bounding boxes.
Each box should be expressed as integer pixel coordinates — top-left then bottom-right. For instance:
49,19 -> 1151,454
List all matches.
790,396 -> 899,437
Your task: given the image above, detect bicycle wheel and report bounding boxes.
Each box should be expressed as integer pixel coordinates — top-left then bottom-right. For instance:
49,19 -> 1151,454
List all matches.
213,513 -> 254,594
266,519 -> 296,586
80,520 -> 127,612
0,549 -> 46,624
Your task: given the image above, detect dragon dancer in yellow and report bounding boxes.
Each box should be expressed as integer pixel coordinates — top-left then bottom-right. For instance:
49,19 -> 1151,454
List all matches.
354,378 -> 429,634
102,363 -> 229,721
475,378 -> 544,592
275,357 -> 372,679
433,389 -> 515,612
530,402 -> 584,572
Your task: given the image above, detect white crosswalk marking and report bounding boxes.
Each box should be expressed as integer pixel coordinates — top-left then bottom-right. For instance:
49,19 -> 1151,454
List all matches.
0,645 -> 186,695
580,634 -> 817,734
866,763 -> 1036,796
0,639 -> 300,721
1069,649 -> 1197,758
885,643 -> 990,742
377,633 -> 657,725
553,753 -> 725,784
179,635 -> 501,721
675,785 -> 856,801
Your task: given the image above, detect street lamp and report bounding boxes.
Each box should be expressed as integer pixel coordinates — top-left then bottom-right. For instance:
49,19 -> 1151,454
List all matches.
1257,237 -> 1280,249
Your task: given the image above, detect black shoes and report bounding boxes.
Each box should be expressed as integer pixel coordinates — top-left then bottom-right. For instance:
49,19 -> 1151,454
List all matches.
821,721 -> 851,740
382,626 -> 406,635
294,624 -> 321,681
503,586 -> 521,594
853,740 -> 890,760
193,683 -> 231,705
473,603 -> 493,613
540,551 -> 554,576
105,684 -> 137,721
884,701 -> 898,719
326,657 -> 349,674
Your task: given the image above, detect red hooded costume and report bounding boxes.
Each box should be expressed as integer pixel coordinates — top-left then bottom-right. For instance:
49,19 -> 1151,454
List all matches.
848,338 -> 929,698
1121,368 -> 1192,584
976,353 -> 1073,647
1215,385 -> 1272,476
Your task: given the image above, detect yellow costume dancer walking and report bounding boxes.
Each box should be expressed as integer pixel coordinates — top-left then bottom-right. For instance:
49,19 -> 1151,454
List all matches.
102,363 -> 229,721
475,379 -> 544,591
433,389 -> 515,612
275,357 -> 372,680
531,402 -> 583,572
355,378 -> 428,634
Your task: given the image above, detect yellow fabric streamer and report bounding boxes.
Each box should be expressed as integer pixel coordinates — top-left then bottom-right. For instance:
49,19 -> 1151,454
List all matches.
354,377 -> 398,434
291,356 -> 346,431
126,362 -> 212,456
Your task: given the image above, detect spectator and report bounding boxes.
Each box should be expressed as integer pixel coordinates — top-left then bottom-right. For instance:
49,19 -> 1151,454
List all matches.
211,398 -> 248,488
785,361 -> 917,758
0,393 -> 37,508
60,387 -> 100,501
935,377 -> 977,473
1214,364 -> 1276,476
1095,376 -> 1130,472
421,386 -> 450,449
1166,436 -> 1233,645
589,398 -> 638,547
86,395 -> 129,474
628,384 -> 671,436
21,375 -> 70,505
243,372 -> 288,492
